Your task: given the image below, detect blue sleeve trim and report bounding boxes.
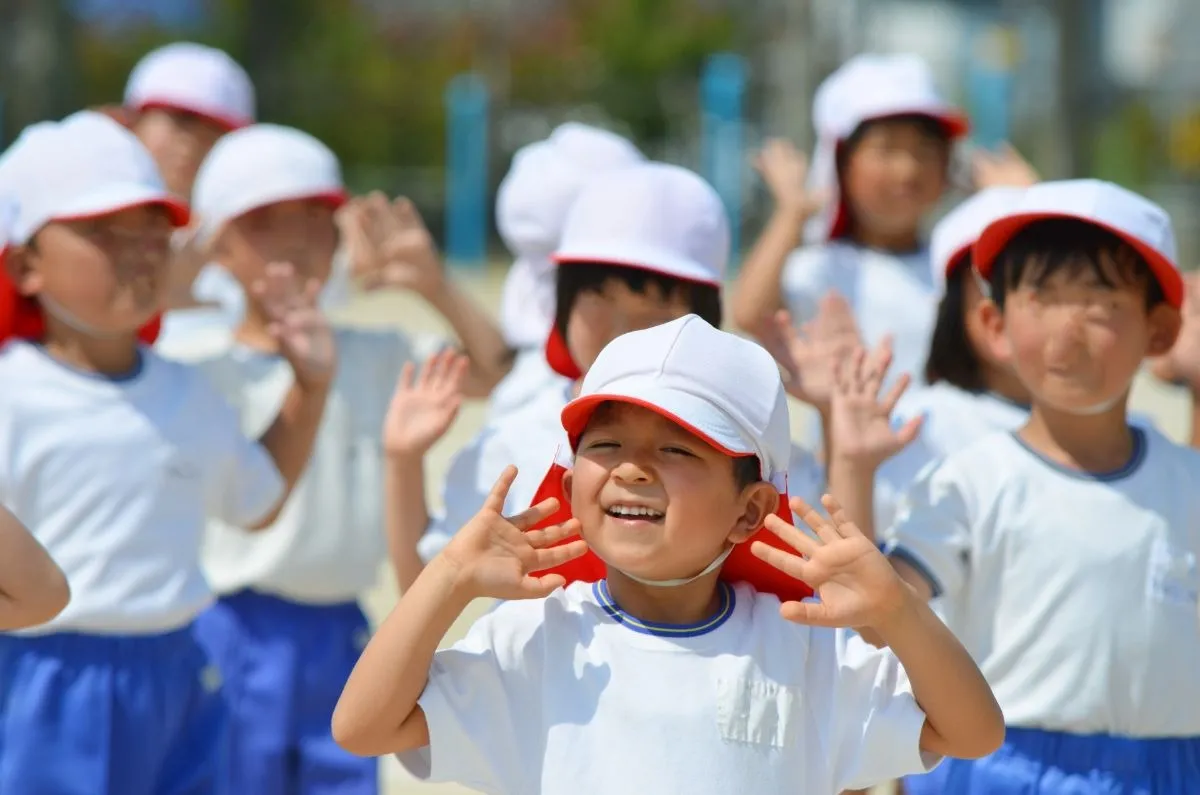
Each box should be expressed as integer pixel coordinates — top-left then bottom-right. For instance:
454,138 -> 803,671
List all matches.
885,544 -> 944,599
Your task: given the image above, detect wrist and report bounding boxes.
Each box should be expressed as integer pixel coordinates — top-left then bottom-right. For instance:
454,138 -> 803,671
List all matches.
829,452 -> 882,477
774,202 -> 814,225
385,446 -> 428,467
867,583 -> 924,640
416,273 -> 453,305
426,551 -> 483,605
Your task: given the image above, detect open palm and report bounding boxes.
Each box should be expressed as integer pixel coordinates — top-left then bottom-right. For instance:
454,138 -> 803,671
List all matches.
751,494 -> 908,630
383,350 -> 469,456
441,466 -> 589,601
253,261 -> 336,389
759,293 -> 861,411
829,339 -> 920,468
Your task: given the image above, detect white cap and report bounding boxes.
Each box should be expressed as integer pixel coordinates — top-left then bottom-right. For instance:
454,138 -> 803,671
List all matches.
124,43 -> 255,130
974,179 -> 1182,307
554,162 -> 729,285
561,314 -> 790,487
0,195 -> 14,254
805,53 -> 969,244
929,187 -> 1025,294
496,123 -> 643,349
191,123 -> 346,245
0,110 -> 189,245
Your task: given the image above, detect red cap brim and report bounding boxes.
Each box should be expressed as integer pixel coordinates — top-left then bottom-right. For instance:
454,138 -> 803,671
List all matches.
524,461 -> 814,603
974,212 -> 1183,308
131,100 -> 249,132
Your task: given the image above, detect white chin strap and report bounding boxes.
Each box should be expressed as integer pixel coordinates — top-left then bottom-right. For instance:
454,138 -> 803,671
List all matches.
607,544 -> 735,588
38,294 -> 131,340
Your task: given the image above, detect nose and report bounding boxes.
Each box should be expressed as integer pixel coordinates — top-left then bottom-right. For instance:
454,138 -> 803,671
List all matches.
611,458 -> 654,485
1044,306 -> 1088,362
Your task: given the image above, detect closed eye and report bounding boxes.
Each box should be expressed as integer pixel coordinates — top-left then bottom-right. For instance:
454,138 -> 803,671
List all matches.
662,446 -> 697,457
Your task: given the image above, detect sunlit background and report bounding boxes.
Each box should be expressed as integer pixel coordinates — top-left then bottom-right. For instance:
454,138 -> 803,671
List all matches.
2,0 -> 1197,264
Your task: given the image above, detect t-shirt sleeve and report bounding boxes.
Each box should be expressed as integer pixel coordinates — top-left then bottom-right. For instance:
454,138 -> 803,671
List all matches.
395,602 -> 545,794
815,628 -> 939,791
880,457 -> 973,601
196,376 -> 284,527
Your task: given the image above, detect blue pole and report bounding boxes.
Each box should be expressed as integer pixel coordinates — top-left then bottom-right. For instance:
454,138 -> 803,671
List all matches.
444,74 -> 490,267
700,53 -> 747,264
965,20 -> 1017,150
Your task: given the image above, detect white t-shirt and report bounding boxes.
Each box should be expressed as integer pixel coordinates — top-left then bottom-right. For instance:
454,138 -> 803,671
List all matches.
185,328 -> 438,604
485,347 -> 571,424
875,384 -> 1029,533
0,340 -> 282,634
398,581 -> 935,794
421,384 -> 825,563
883,426 -> 1200,736
781,241 -> 936,387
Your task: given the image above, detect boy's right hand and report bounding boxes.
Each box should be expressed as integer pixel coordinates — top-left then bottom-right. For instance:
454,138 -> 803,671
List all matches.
758,292 -> 861,413
754,139 -> 827,218
383,349 -> 469,458
1151,272 -> 1200,389
439,466 -> 589,601
829,338 -> 921,469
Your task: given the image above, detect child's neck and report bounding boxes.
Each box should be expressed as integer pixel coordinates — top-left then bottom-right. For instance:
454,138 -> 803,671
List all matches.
604,569 -> 724,626
41,326 -> 141,377
979,364 -> 1031,406
850,224 -> 921,255
234,313 -> 281,354
1019,400 -> 1135,473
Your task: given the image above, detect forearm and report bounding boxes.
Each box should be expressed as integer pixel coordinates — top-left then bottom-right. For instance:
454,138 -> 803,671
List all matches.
332,556 -> 474,756
875,595 -> 1004,759
0,506 -> 70,630
827,456 -> 879,543
1189,388 -> 1200,450
425,280 -> 513,398
253,382 -> 330,528
732,206 -> 808,332
385,453 -> 432,594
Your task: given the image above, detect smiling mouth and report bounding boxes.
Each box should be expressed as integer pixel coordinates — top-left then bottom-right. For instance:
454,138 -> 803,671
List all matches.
605,505 -> 665,522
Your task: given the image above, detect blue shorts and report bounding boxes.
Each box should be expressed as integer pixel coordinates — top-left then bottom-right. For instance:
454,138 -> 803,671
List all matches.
0,627 -> 227,795
904,726 -> 1200,794
193,590 -> 377,795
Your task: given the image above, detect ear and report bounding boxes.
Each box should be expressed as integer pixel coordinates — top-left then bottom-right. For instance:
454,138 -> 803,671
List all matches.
5,246 -> 43,297
559,467 -> 574,509
975,298 -> 1012,363
1146,304 -> 1182,357
727,482 -> 779,544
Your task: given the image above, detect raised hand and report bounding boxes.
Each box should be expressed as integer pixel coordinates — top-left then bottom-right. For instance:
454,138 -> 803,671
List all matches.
383,350 -> 469,457
829,338 -> 920,468
757,292 -> 861,412
752,494 -> 910,630
253,261 -> 336,390
1151,272 -> 1200,388
754,138 -> 828,217
338,191 -> 445,298
440,466 -> 589,601
971,142 -> 1039,190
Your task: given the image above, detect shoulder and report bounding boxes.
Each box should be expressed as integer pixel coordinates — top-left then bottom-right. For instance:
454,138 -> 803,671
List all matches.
457,584 -> 596,654
1137,424 -> 1200,481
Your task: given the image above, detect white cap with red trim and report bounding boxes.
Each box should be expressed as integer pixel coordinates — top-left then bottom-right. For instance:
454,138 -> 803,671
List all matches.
563,314 -> 790,487
805,53 -> 969,244
553,162 -> 729,285
0,110 -> 190,245
191,123 -> 347,245
973,179 -> 1182,307
124,42 -> 255,130
929,186 -> 1025,295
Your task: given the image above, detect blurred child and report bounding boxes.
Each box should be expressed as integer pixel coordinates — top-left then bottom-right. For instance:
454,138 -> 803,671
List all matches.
872,180 -> 1200,793
0,200 -> 70,630
489,122 -> 644,421
0,111 -> 330,795
400,163 -> 822,587
733,54 -> 967,390
332,314 -> 1005,794
182,123 -> 509,795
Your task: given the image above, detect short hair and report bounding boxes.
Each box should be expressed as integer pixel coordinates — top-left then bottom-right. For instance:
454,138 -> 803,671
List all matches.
924,259 -> 985,392
988,218 -> 1165,310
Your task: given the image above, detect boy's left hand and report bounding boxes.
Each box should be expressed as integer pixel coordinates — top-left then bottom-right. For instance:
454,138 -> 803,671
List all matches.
751,493 -> 911,631
758,292 -> 861,412
253,261 -> 337,390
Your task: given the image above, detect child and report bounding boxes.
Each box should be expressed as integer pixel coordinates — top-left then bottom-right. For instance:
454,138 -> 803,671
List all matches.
332,314 -> 1004,794
406,162 -> 821,579
733,54 -> 968,391
121,42 -> 260,350
877,180 -> 1200,793
181,122 -> 509,795
490,122 -> 643,421
0,111 -> 331,794
0,201 -> 71,631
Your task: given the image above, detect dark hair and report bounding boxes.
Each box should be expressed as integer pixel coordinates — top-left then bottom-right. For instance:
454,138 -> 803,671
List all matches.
732,455 -> 763,490
924,257 -> 986,391
835,113 -> 952,176
553,261 -> 723,341
988,218 -> 1165,310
